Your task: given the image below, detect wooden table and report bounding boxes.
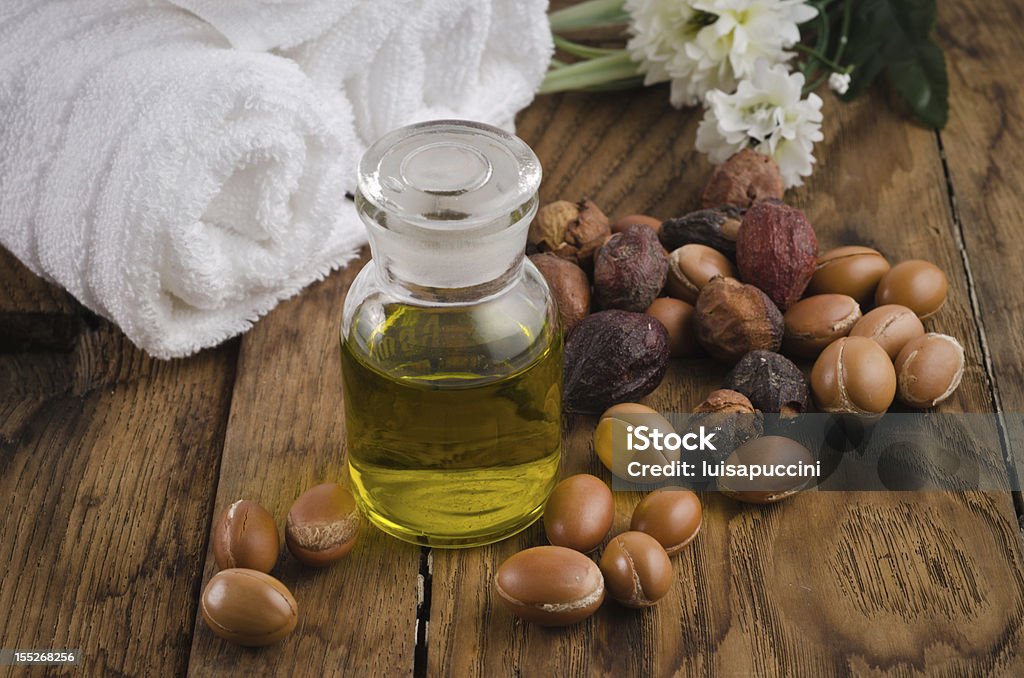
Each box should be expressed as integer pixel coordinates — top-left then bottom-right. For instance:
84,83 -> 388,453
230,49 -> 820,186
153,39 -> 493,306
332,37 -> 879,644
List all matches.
3,3 -> 1024,675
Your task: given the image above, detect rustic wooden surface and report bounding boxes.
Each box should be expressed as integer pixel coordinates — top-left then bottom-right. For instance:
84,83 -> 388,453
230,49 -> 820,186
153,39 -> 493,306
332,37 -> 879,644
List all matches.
2,3 -> 1024,675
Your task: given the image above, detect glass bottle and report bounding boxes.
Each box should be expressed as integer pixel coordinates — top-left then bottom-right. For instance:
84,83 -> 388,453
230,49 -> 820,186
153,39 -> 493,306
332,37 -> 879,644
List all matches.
341,120 -> 562,548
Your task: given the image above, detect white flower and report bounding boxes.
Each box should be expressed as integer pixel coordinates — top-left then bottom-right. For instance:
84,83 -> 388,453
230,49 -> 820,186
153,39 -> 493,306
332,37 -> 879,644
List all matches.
828,72 -> 851,95
695,60 -> 824,187
626,0 -> 818,107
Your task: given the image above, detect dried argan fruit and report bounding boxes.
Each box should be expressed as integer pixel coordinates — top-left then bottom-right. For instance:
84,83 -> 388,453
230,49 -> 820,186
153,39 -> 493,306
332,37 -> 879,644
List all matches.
529,253 -> 590,335
528,198 -> 611,269
685,389 -> 763,465
593,224 -> 669,312
736,202 -> 818,310
694,277 -> 783,364
701,148 -> 785,209
724,350 -> 809,417
563,310 -> 670,414
659,207 -> 743,258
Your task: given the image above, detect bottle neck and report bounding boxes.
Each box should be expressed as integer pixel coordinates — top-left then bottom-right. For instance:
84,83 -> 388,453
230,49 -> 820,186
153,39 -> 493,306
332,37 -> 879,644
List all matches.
372,251 -> 526,303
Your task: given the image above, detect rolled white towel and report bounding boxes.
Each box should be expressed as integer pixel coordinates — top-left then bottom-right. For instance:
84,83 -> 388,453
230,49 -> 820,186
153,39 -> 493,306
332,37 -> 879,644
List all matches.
0,0 -> 364,358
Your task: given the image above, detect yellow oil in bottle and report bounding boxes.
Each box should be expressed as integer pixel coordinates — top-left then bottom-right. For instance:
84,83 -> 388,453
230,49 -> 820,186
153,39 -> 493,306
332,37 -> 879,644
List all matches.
341,300 -> 562,548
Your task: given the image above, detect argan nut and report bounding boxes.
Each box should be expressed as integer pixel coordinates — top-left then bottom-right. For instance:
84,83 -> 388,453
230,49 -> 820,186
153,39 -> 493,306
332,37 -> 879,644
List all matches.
718,436 -> 815,503
782,294 -> 862,359
630,488 -> 702,555
695,277 -> 784,364
212,500 -> 280,573
875,260 -> 949,319
895,333 -> 965,408
811,337 -> 896,416
544,474 -> 614,553
594,225 -> 670,312
849,304 -> 925,359
564,311 -> 670,414
660,207 -> 743,258
701,148 -> 785,209
495,546 -> 605,626
594,404 -> 677,483
529,253 -> 590,334
612,214 -> 662,234
200,569 -> 298,646
645,297 -> 697,358
736,202 -> 818,310
285,483 -> 360,567
666,244 -> 737,304
599,531 -> 673,608
724,350 -> 809,417
807,246 -> 891,305
689,389 -> 763,461
528,198 -> 611,269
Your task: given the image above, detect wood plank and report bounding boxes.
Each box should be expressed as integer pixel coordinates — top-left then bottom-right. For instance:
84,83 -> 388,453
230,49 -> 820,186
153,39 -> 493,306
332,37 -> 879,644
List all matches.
186,248 -> 422,676
0,246 -> 83,350
936,0 -> 1024,463
0,324 -> 236,675
427,83 -> 1024,675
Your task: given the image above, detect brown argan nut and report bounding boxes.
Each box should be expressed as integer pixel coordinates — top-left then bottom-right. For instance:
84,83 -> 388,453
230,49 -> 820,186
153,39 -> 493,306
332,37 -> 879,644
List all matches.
645,297 -> 697,358
689,389 -> 763,462
718,436 -> 815,504
600,531 -> 673,608
736,202 -> 818,310
495,546 -> 605,626
666,244 -> 737,304
544,474 -> 614,553
695,277 -> 784,364
630,488 -> 702,555
895,333 -> 965,408
724,350 -> 809,417
849,304 -> 925,359
594,225 -> 670,312
694,389 -> 756,415
201,569 -> 298,646
659,207 -> 743,258
528,198 -> 611,269
701,148 -> 785,209
811,337 -> 896,416
875,260 -> 949,319
529,253 -> 590,335
782,294 -> 862,360
807,246 -> 891,305
612,214 -> 662,234
285,483 -> 360,567
212,500 -> 280,573
564,311 -> 670,414
594,404 -> 677,483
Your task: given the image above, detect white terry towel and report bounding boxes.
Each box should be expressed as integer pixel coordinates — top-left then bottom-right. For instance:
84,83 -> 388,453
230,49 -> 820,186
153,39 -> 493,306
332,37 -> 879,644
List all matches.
0,0 -> 554,358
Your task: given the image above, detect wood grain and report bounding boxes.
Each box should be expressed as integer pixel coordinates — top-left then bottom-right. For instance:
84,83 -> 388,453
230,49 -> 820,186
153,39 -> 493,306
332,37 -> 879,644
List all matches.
0,323 -> 236,676
185,249 -> 422,677
0,247 -> 82,350
427,82 -> 1024,675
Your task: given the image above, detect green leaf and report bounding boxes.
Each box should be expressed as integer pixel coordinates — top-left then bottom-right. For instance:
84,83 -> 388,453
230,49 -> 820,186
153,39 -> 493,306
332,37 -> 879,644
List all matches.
837,0 -> 948,128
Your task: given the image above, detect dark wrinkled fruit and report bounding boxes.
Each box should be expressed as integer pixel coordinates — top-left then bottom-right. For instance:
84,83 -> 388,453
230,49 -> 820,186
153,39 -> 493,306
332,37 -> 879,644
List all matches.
684,389 -> 763,468
736,202 -> 818,310
701,148 -> 785,209
594,225 -> 669,312
659,207 -> 743,257
563,311 -> 670,414
528,199 -> 611,269
724,350 -> 809,417
694,277 -> 783,364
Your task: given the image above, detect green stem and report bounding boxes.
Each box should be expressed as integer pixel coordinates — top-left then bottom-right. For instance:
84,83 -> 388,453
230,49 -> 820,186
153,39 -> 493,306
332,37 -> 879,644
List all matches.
795,42 -> 847,73
539,50 -> 638,94
833,0 -> 853,65
548,0 -> 629,32
553,35 -> 618,59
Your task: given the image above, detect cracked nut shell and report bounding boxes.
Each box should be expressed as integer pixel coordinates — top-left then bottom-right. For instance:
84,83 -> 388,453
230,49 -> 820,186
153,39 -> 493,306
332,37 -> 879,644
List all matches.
544,474 -> 614,553
529,253 -> 590,335
495,546 -> 605,626
895,333 -> 965,408
701,148 -> 785,209
782,294 -> 862,360
849,304 -> 925,360
724,350 -> 809,416
807,246 -> 891,305
736,202 -> 818,310
645,297 -> 697,358
285,483 -> 360,567
719,436 -> 815,504
201,569 -> 298,646
695,277 -> 784,364
630,488 -> 702,555
659,207 -> 743,257
528,199 -> 611,268
212,499 -> 280,573
600,531 -> 673,608
688,389 -> 763,463
666,244 -> 737,304
811,337 -> 896,416
875,260 -> 948,319
594,224 -> 669,312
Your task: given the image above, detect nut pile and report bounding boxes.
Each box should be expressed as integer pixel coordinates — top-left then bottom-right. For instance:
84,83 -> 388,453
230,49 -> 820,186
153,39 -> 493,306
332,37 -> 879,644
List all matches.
200,484 -> 361,646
